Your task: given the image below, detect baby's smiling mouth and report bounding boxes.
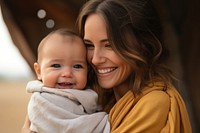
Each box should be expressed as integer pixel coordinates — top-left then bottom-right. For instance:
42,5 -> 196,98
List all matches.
57,82 -> 74,89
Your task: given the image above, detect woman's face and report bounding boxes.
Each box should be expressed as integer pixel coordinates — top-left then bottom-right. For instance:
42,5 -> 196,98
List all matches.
84,13 -> 132,94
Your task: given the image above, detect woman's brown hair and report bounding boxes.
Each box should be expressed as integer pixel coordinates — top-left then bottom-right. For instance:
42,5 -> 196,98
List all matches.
77,0 -> 174,112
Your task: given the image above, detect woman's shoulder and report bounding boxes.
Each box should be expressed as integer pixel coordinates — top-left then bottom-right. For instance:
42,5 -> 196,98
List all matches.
141,90 -> 170,105
131,89 -> 170,120
138,83 -> 171,108
141,89 -> 170,105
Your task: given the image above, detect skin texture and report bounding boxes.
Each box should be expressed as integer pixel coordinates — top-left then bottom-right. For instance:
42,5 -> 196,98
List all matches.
34,32 -> 88,90
84,13 -> 132,100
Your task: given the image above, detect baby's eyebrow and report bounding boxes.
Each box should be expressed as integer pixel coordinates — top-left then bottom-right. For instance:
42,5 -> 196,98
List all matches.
73,60 -> 87,64
49,59 -> 62,62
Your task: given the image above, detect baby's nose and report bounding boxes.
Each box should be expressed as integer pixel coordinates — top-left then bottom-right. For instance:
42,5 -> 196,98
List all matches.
61,68 -> 73,77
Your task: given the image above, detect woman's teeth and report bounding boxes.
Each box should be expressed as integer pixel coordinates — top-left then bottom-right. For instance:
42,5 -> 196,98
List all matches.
97,68 -> 116,74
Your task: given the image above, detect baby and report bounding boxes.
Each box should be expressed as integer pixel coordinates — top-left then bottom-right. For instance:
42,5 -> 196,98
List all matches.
26,28 -> 110,133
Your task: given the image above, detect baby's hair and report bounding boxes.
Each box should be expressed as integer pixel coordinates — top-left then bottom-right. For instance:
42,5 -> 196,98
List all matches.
36,28 -> 82,63
49,28 -> 80,37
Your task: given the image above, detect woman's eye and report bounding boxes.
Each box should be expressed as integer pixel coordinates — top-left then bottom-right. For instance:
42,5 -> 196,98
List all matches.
105,43 -> 112,48
85,43 -> 94,50
51,64 -> 61,68
73,64 -> 83,69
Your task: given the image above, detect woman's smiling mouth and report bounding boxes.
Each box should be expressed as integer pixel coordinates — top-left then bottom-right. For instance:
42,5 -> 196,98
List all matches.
97,67 -> 116,74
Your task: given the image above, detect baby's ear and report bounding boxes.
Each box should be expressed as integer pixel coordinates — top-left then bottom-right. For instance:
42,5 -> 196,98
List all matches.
34,62 -> 42,80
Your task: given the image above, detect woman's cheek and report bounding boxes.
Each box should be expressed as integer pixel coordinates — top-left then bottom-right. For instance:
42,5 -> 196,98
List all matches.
87,51 -> 93,64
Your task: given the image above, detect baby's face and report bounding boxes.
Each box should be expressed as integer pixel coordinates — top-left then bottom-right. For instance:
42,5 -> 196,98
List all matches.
35,34 -> 88,89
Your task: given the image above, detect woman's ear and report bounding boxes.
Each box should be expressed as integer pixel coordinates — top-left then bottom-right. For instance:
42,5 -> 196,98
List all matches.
34,62 -> 42,80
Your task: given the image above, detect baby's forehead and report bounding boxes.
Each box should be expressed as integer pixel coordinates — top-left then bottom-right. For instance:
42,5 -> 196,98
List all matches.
38,33 -> 83,59
43,32 -> 81,45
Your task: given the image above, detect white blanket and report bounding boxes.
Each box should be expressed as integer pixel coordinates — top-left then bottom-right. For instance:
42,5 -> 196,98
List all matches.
27,80 -> 110,133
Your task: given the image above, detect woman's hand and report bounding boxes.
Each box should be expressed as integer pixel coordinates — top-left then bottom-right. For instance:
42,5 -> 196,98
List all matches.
21,115 -> 36,133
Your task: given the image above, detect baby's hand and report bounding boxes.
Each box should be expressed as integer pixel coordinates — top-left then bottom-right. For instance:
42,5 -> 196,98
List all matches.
21,115 -> 37,133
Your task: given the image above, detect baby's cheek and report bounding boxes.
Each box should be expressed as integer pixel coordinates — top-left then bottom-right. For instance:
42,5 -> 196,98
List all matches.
42,74 -> 57,88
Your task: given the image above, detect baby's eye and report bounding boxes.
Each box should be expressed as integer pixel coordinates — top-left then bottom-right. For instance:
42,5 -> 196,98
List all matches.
51,64 -> 61,68
73,64 -> 83,69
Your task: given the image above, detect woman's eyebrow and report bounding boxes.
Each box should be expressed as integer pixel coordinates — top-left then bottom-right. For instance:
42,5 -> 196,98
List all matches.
100,39 -> 109,43
83,39 -> 108,43
83,39 -> 91,43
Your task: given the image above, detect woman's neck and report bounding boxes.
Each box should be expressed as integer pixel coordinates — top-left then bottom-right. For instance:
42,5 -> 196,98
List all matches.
113,83 -> 130,101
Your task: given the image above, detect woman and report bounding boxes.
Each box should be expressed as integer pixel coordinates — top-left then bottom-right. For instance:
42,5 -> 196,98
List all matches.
77,0 -> 191,132
22,0 -> 192,132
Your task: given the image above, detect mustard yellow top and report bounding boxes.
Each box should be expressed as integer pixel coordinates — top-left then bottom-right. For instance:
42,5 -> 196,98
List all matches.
109,82 -> 192,133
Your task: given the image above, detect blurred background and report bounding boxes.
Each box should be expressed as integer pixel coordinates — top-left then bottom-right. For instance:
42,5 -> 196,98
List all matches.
0,4 -> 33,133
0,0 -> 199,132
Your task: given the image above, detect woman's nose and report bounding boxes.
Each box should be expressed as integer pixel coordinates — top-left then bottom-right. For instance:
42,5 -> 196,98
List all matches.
91,48 -> 105,65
